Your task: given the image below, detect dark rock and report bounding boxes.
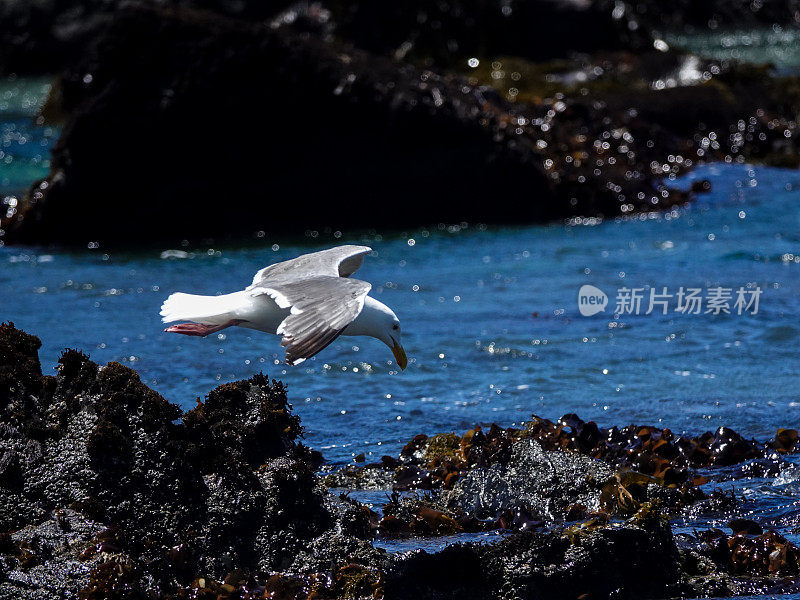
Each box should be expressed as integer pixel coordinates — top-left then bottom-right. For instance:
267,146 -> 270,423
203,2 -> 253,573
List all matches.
0,0 -> 110,76
683,527 -> 800,592
469,51 -> 800,169
325,411 -> 785,538
0,322 -> 337,596
384,544 -> 490,600
771,428 -> 799,454
4,2 -> 800,247
182,375 -> 301,472
445,438 -> 614,521
487,505 -> 681,600
4,0 -> 800,78
3,322 -> 800,599
526,413 -> 768,482
631,0 -> 800,31
394,465 -> 434,491
378,492 -> 468,537
322,464 -> 396,490
384,504 -> 683,600
0,509 -> 106,599
327,0 -> 651,67
0,322 -> 43,415
728,518 -> 763,536
0,0 -> 293,75
3,5 -> 696,247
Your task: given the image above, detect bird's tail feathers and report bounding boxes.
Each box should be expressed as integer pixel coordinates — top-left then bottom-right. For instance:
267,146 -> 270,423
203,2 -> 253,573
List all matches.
160,292 -> 240,324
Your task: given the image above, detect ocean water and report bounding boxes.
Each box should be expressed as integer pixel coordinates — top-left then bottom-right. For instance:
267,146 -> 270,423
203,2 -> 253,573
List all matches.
0,76 -> 57,195
3,165 -> 799,463
1,64 -> 800,595
665,27 -> 800,72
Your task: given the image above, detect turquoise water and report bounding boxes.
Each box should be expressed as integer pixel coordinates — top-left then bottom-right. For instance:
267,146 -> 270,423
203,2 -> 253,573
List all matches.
666,27 -> 800,72
0,77 -> 57,196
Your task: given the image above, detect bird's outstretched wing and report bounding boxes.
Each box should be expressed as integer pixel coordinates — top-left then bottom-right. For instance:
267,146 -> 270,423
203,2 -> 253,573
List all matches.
250,245 -> 372,287
250,275 -> 372,365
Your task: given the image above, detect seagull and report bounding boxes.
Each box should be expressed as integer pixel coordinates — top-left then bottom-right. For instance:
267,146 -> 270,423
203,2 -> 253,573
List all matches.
160,245 -> 407,369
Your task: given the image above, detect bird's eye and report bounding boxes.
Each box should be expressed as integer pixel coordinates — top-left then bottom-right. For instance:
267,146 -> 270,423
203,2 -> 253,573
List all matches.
392,324 -> 399,330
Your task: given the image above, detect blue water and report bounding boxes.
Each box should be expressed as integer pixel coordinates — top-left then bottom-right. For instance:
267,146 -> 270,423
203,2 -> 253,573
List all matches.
0,77 -> 57,195
3,165 -> 799,462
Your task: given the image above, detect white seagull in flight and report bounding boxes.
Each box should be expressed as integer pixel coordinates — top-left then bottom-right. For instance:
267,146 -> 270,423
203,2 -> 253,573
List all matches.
160,245 -> 407,369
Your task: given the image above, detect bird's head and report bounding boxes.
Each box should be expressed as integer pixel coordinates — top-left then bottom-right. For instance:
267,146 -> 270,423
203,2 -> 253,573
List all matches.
347,296 -> 408,370
369,300 -> 407,370
384,316 -> 408,371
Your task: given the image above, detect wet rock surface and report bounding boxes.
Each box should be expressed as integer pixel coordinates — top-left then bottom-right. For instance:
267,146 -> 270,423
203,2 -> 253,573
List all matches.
324,413 -> 800,597
4,4 -> 558,245
4,2 -> 800,244
4,1 -> 798,76
445,437 -> 615,521
0,0 -> 293,75
0,509 -> 106,597
382,504 -> 683,600
632,0 -> 800,30
2,322 -> 799,599
326,0 -> 652,67
0,322 -> 348,597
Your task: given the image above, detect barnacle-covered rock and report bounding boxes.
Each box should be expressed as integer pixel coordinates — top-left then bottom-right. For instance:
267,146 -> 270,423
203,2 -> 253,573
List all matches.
0,323 -> 337,597
0,509 -> 105,598
3,322 -> 799,599
446,437 -> 614,521
183,375 -> 301,472
383,503 -> 682,600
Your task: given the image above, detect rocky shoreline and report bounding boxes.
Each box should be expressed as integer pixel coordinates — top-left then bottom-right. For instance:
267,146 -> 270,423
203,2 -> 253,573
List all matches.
1,2 -> 800,245
1,321 -> 798,599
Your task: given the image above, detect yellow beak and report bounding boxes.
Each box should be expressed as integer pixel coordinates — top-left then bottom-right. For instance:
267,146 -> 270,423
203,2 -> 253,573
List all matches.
391,338 -> 408,370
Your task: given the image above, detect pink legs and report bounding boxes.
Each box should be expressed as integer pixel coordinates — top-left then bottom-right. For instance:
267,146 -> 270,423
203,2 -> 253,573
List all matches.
164,319 -> 244,337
